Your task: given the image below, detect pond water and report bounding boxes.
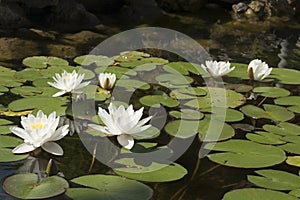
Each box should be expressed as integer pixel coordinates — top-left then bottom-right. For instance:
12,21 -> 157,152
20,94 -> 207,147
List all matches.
0,6 -> 300,200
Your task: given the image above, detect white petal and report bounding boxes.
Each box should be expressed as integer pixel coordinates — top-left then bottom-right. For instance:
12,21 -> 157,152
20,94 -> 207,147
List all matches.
10,127 -> 31,141
117,135 -> 134,150
50,125 -> 69,141
88,124 -> 111,135
52,90 -> 67,97
76,81 -> 90,89
12,143 -> 36,154
41,142 -> 64,156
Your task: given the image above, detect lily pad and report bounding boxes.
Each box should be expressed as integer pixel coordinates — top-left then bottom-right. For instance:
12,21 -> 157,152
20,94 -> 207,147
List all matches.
165,120 -> 199,138
0,119 -> 15,135
263,122 -> 300,136
10,86 -> 42,97
206,140 -> 286,168
139,95 -> 179,108
74,55 -> 114,67
115,79 -> 150,91
246,131 -> 286,145
248,169 -> 300,190
169,87 -> 207,100
240,104 -> 294,122
227,63 -> 249,79
114,158 -> 187,182
3,174 -> 69,199
275,96 -> 300,114
223,188 -> 299,200
169,109 -> 204,120
156,73 -> 193,85
133,63 -> 157,72
253,87 -> 290,98
202,107 -> 244,122
286,156 -> 300,167
0,136 -> 29,162
14,68 -> 42,81
66,174 -> 153,200
269,68 -> 300,84
95,66 -> 137,78
120,57 -> 168,68
8,97 -> 67,116
23,56 -> 69,69
163,62 -> 206,75
40,65 -> 79,78
185,87 -> 245,109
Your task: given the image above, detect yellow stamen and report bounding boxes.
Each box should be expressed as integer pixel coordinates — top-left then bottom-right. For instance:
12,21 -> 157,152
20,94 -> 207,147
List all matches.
30,123 -> 44,130
64,77 -> 70,81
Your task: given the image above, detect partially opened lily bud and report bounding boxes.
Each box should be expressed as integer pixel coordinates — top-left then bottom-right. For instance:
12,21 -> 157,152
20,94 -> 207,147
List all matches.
247,59 -> 272,81
98,73 -> 116,90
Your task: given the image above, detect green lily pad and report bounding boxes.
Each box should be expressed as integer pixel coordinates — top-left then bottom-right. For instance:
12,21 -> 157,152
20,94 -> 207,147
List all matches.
253,87 -> 290,98
289,189 -> 300,198
227,63 -> 249,79
263,122 -> 300,136
114,51 -> 150,62
202,107 -> 244,122
14,68 -> 42,81
114,158 -> 187,182
115,79 -> 150,91
23,56 -> 69,69
0,136 -> 29,162
74,55 -> 114,67
139,95 -> 179,108
279,143 -> 300,154
40,65 -> 79,78
95,66 -> 137,78
206,140 -> 286,168
133,63 -> 157,72
3,174 -> 69,199
0,119 -> 15,135
198,117 -> 235,142
8,97 -> 67,116
66,174 -> 153,200
165,120 -> 199,138
275,96 -> 300,113
155,74 -> 194,85
225,84 -> 253,93
163,62 -> 206,75
286,156 -> 300,167
169,109 -> 204,120
79,68 -> 96,80
240,104 -> 294,122
10,86 -> 43,97
0,85 -> 9,93
133,126 -> 161,140
32,78 -> 54,87
223,188 -> 299,200
169,87 -> 207,100
246,131 -> 286,145
120,57 -> 168,68
185,87 -> 245,109
269,68 -> 300,84
248,170 -> 300,190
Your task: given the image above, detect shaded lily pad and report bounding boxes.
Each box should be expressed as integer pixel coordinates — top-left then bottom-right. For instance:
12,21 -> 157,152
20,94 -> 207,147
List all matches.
133,63 -> 157,72
156,73 -> 193,85
202,107 -> 244,122
120,57 -> 168,68
223,188 -> 299,200
3,174 -> 69,199
115,79 -> 150,92
165,120 -> 199,138
74,55 -> 114,67
253,87 -> 290,98
206,140 -> 286,168
169,109 -> 204,120
23,56 -> 69,69
8,97 -> 67,116
269,68 -> 300,84
66,174 -> 153,200
140,95 -> 179,108
114,158 -> 187,182
185,87 -> 245,109
169,87 -> 206,100
95,66 -> 137,78
114,51 -> 150,62
246,131 -> 286,145
248,170 -> 300,190
225,84 -> 253,93
240,104 -> 294,122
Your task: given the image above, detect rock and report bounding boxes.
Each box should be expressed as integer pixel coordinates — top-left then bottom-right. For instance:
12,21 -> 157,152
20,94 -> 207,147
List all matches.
155,0 -> 207,13
0,3 -> 30,28
0,38 -> 40,61
232,2 -> 248,13
248,1 -> 264,13
47,44 -> 77,58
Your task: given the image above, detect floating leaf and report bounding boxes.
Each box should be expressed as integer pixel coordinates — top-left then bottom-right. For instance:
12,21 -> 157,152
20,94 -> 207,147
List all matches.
206,140 -> 286,168
286,156 -> 300,167
275,96 -> 300,113
10,86 -> 42,97
0,136 -> 28,162
23,56 -> 69,69
3,174 -> 69,199
185,87 -> 245,109
202,107 -> 244,122
140,95 -> 179,108
227,63 -> 249,79
120,57 -> 168,68
248,170 -> 300,190
74,55 -> 114,67
163,62 -> 206,75
114,158 -> 187,182
14,68 -> 42,81
0,119 -> 15,135
169,87 -> 206,99
8,97 -> 67,116
225,84 -> 253,93
156,73 -> 193,85
246,131 -> 286,145
40,65 -> 79,78
115,79 -> 150,91
95,66 -> 137,78
240,104 -> 294,122
223,188 -> 299,200
66,174 -> 152,200
133,63 -> 157,72
165,120 -> 199,138
114,51 -> 150,62
269,68 -> 300,84
169,109 -> 204,120
263,122 -> 300,136
253,87 -> 290,98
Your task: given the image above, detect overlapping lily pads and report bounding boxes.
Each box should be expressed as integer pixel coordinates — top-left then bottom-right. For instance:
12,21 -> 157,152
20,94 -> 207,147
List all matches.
0,136 -> 28,162
269,68 -> 300,84
74,55 -> 114,67
3,174 -> 69,199
0,119 -> 15,135
275,96 -> 300,113
253,87 -> 290,98
66,174 -> 153,200
206,140 -> 286,168
23,56 -> 69,69
140,95 -> 179,108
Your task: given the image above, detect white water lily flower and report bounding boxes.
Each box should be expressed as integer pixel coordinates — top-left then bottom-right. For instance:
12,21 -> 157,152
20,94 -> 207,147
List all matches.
98,73 -> 116,90
10,110 -> 69,156
48,70 -> 90,97
247,59 -> 273,81
201,60 -> 235,77
89,103 -> 152,150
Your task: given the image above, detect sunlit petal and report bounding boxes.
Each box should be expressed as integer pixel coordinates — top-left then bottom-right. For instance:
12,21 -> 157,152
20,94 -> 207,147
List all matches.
117,135 -> 134,150
42,142 -> 64,156
12,143 -> 36,154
